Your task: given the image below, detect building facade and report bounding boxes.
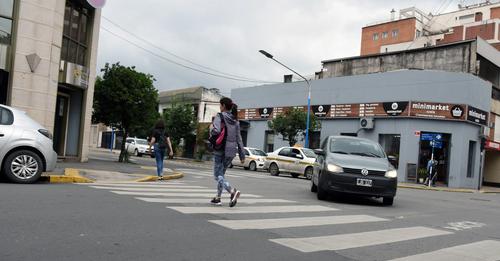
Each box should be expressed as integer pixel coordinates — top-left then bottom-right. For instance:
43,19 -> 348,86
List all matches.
361,2 -> 500,55
0,0 -> 101,162
232,70 -> 491,189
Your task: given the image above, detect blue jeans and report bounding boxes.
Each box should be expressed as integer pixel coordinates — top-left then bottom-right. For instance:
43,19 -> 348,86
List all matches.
154,144 -> 166,177
213,154 -> 234,197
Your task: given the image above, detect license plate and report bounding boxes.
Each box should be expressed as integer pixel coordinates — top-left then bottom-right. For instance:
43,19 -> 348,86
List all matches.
356,178 -> 372,187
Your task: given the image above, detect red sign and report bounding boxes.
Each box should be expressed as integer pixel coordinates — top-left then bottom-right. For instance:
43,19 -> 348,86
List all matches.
415,131 -> 421,137
486,141 -> 500,151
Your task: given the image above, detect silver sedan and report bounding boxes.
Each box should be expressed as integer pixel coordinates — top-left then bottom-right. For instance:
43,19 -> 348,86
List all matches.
0,105 -> 57,183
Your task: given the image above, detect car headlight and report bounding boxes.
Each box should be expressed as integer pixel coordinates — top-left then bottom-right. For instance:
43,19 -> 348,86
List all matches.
385,169 -> 397,178
327,164 -> 343,173
258,158 -> 265,162
38,129 -> 53,140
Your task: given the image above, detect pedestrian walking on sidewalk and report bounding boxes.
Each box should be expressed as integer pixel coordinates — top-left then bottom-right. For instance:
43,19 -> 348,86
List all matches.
209,97 -> 245,207
149,120 -> 173,180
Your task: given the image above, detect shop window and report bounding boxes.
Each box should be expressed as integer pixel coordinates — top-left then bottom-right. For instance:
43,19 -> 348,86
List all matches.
61,1 -> 91,66
379,134 -> 401,169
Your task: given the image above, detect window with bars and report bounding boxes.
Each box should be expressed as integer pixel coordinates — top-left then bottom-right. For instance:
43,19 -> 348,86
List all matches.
61,1 -> 91,66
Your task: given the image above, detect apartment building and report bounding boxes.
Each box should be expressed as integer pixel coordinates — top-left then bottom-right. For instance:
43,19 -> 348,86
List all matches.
0,0 -> 102,162
361,1 -> 500,55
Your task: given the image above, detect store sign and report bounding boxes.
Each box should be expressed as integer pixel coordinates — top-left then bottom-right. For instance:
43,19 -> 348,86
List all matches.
486,141 -> 500,151
383,102 -> 409,116
410,102 -> 465,120
312,105 -> 330,118
467,106 -> 489,126
258,108 -> 273,118
331,104 -> 360,118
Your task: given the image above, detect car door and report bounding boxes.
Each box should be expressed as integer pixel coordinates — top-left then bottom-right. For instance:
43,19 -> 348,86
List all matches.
0,107 -> 15,156
289,148 -> 305,174
277,148 -> 292,172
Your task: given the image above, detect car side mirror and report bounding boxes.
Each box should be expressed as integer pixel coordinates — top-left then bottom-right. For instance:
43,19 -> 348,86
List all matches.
314,149 -> 326,156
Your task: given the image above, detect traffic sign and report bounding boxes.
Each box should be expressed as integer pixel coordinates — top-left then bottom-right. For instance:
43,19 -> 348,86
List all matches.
420,133 -> 443,141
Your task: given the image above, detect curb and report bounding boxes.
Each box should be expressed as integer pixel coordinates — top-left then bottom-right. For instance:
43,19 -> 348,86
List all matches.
41,168 -> 94,183
134,172 -> 184,182
398,183 -> 474,193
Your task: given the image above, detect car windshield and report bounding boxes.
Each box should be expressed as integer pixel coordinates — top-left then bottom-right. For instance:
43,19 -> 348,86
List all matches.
249,149 -> 267,156
136,139 -> 148,145
301,148 -> 317,158
330,138 -> 385,158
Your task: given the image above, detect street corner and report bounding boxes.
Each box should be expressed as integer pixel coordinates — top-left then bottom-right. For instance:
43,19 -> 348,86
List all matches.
397,183 -> 475,193
40,168 -> 94,184
134,171 -> 184,182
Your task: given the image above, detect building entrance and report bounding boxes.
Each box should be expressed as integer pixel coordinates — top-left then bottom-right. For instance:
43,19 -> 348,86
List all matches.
54,93 -> 70,156
417,132 -> 451,186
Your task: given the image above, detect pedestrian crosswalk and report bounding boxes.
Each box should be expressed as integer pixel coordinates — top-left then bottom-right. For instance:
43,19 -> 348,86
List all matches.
80,180 -> 498,260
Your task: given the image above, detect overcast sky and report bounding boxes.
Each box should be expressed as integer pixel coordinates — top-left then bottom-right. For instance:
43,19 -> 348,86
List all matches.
97,0 -> 461,95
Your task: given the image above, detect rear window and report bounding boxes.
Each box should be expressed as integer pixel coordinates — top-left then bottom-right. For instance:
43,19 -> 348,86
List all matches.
249,149 -> 266,156
330,138 -> 385,158
0,107 -> 14,125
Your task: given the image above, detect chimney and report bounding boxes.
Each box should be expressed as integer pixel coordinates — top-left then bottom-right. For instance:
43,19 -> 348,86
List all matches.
390,9 -> 396,20
284,74 -> 293,83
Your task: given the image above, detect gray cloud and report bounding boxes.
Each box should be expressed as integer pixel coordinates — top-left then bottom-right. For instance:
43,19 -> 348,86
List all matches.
98,0 -> 457,95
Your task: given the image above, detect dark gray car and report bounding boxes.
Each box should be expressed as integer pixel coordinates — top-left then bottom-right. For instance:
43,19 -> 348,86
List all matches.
311,136 -> 397,206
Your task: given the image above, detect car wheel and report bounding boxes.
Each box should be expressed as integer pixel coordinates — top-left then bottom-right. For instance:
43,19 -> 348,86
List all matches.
310,181 -> 318,192
291,173 -> 299,178
269,163 -> 279,176
249,161 -> 257,171
305,167 -> 313,180
3,150 -> 43,184
383,197 -> 394,206
134,149 -> 139,157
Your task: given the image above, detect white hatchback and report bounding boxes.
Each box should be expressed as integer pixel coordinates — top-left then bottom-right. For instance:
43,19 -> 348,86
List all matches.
231,147 -> 267,171
0,105 -> 58,183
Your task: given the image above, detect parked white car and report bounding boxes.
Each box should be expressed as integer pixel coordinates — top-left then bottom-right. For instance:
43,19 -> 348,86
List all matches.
264,146 -> 317,179
230,147 -> 267,171
0,104 -> 58,183
125,137 -> 153,157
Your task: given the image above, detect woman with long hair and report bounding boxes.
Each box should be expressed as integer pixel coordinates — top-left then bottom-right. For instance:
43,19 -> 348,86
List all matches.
149,119 -> 173,180
210,97 -> 245,207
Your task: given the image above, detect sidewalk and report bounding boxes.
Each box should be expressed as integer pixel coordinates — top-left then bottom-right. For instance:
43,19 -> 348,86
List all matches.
398,182 -> 500,194
47,156 -> 183,183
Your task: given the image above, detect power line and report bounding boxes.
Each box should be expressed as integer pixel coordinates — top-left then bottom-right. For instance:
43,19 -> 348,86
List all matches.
101,17 -> 279,84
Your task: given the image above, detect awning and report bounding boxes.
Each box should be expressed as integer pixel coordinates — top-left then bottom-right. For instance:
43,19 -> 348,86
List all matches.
486,141 -> 500,151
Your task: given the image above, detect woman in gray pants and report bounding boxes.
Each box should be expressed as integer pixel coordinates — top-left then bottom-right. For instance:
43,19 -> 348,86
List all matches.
210,97 -> 245,207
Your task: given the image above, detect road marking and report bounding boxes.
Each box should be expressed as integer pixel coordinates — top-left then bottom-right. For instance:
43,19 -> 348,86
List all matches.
443,221 -> 486,231
179,169 -> 269,179
90,186 -> 214,192
88,183 -> 206,188
136,197 -> 296,204
270,226 -> 452,253
388,240 -> 500,261
111,191 -> 262,198
168,205 -> 338,214
209,215 -> 387,230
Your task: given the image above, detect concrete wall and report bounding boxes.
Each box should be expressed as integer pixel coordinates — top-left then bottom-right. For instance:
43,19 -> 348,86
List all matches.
79,8 -> 101,162
323,42 -> 476,78
8,0 -> 66,132
232,70 -> 491,189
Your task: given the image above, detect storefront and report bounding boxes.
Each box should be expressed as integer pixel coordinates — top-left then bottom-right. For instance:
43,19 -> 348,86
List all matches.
231,70 -> 491,189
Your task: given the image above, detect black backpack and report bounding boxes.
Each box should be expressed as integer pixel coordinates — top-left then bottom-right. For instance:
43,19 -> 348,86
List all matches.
157,130 -> 168,149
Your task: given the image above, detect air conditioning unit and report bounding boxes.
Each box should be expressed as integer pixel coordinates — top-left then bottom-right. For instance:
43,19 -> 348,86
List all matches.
360,117 -> 374,129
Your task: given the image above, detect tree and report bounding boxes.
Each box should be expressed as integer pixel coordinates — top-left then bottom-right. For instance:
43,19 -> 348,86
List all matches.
162,103 -> 197,154
92,63 -> 159,162
268,108 -> 321,146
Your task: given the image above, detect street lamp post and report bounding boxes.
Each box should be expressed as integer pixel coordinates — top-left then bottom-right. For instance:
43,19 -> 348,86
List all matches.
259,50 -> 312,148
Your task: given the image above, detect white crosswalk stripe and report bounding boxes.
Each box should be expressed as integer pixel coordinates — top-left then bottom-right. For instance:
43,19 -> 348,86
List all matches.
90,186 -> 214,192
88,183 -> 202,188
270,226 -> 453,253
110,191 -> 262,198
388,240 -> 500,261
209,215 -> 388,230
136,197 -> 296,204
168,205 -> 338,214
178,168 -> 269,179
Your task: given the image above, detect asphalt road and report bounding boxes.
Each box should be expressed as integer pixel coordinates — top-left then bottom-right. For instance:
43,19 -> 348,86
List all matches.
1,151 -> 500,261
